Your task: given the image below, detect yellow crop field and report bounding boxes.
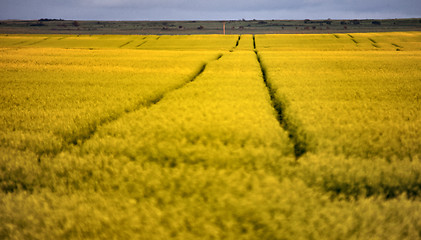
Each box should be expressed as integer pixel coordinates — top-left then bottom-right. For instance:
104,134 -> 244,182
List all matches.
1,33 -> 420,239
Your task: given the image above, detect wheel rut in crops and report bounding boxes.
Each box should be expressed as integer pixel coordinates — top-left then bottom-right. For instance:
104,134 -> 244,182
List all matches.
119,40 -> 134,48
230,35 -> 241,51
26,37 -> 49,46
253,35 -> 308,159
235,35 -> 241,47
144,53 -> 222,107
136,41 -> 147,48
56,53 -> 224,156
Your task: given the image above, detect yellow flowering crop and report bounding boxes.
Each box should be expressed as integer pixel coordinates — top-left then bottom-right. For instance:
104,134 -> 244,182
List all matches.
1,33 -> 421,239
257,32 -> 421,202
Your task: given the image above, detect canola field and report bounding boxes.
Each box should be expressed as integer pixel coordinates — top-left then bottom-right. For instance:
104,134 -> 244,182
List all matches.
0,32 -> 421,239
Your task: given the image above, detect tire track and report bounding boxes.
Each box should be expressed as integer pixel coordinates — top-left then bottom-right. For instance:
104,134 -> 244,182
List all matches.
136,37 -> 149,48
348,34 -> 359,46
235,35 -> 241,47
368,38 -> 376,43
119,40 -> 134,48
371,43 -> 380,48
368,38 -> 380,48
26,37 -> 49,46
253,35 -> 309,159
230,35 -> 241,52
391,43 -> 403,51
12,40 -> 28,46
136,41 -> 148,47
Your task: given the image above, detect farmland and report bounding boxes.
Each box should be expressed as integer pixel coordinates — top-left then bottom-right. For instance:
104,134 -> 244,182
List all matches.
1,32 -> 421,239
1,18 -> 421,35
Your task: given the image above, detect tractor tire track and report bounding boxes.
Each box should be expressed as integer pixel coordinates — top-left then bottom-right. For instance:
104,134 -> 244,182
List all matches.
119,40 -> 134,48
136,37 -> 149,48
348,34 -> 359,46
253,35 -> 309,159
136,41 -> 148,48
368,38 -> 380,48
230,35 -> 241,52
235,35 -> 241,47
13,40 -> 28,46
351,39 -> 359,44
26,37 -> 49,46
391,43 -> 403,51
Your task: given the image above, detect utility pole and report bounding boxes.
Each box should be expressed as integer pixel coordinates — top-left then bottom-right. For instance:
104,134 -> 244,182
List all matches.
222,21 -> 226,35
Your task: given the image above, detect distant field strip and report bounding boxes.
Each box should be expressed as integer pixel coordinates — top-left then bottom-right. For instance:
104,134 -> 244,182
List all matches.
0,34 -> 239,50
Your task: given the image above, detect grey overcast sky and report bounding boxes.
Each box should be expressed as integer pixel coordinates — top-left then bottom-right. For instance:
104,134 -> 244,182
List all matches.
1,0 -> 420,20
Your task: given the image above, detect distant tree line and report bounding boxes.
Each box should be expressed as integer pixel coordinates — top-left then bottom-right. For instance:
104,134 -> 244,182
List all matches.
340,20 -> 361,25
304,19 -> 332,25
38,18 -> 64,21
